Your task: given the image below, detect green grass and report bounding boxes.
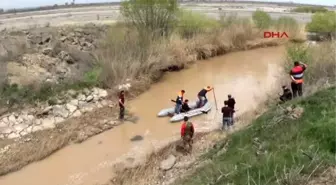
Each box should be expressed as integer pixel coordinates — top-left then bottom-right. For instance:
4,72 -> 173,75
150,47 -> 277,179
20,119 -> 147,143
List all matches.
176,87 -> 336,185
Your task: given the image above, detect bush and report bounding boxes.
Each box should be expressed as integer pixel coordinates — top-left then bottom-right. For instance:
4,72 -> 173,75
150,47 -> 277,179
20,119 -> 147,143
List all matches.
275,16 -> 299,34
306,11 -> 336,39
252,10 -> 272,29
176,9 -> 220,38
120,0 -> 179,38
291,6 -> 329,13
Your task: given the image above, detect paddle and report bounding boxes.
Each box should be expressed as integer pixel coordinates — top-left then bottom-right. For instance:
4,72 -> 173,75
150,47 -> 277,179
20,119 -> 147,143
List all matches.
212,87 -> 218,110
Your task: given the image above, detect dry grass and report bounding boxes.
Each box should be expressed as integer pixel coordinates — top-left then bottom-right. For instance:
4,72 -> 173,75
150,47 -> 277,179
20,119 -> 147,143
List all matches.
97,18 -> 291,89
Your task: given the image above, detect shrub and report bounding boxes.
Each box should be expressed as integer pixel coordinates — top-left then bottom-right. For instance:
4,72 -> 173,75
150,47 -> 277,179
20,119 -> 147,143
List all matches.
275,16 -> 303,41
120,0 -> 179,38
252,10 -> 272,29
176,9 -> 220,38
306,11 -> 336,39
291,6 -> 329,13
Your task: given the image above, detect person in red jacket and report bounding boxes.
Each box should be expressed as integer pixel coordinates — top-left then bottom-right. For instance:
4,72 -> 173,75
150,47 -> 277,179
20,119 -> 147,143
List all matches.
290,61 -> 307,97
181,116 -> 194,153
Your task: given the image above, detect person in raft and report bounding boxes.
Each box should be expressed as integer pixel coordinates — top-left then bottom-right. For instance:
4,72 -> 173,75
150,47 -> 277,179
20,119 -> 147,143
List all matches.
181,99 -> 191,113
174,90 -> 186,114
197,86 -> 214,108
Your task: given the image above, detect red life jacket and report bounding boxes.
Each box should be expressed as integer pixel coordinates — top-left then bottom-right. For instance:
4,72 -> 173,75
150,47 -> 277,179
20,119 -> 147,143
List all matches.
290,65 -> 305,83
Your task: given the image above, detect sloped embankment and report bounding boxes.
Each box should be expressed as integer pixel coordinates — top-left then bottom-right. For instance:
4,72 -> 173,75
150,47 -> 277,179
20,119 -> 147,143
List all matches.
176,86 -> 336,185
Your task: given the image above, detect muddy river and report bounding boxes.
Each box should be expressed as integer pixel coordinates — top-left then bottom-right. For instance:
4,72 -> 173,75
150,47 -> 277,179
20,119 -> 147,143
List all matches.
0,46 -> 286,185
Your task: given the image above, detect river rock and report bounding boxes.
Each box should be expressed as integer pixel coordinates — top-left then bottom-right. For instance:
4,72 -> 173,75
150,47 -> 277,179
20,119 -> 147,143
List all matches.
26,126 -> 33,133
86,95 -> 94,102
8,115 -> 16,124
98,89 -> 108,98
16,116 -> 24,124
0,121 -> 6,127
1,117 -> 9,124
0,127 -> 15,134
66,103 -> 77,114
160,155 -> 176,171
14,124 -> 28,132
34,119 -> 42,125
41,106 -> 53,115
67,89 -> 77,97
77,94 -> 86,101
53,105 -> 69,118
92,87 -> 99,95
69,99 -> 79,106
20,130 -> 29,137
32,125 -> 43,132
42,47 -> 53,56
83,88 -> 91,96
41,117 -> 55,129
72,110 -> 82,117
54,117 -> 65,124
8,132 -> 20,139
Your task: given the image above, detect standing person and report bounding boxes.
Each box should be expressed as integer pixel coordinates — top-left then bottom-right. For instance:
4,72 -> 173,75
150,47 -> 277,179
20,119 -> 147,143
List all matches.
197,86 -> 214,108
290,61 -> 307,98
180,116 -> 195,153
227,94 -> 236,123
227,94 -> 236,110
118,90 -> 125,120
174,90 -> 185,114
221,101 -> 235,130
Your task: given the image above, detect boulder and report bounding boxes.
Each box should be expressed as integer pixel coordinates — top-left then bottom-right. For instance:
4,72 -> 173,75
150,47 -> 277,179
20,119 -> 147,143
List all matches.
41,117 -> 55,129
53,105 -> 69,118
42,47 -> 53,56
86,95 -> 94,102
160,154 -> 176,171
58,51 -> 74,64
98,89 -> 108,98
66,103 -> 77,114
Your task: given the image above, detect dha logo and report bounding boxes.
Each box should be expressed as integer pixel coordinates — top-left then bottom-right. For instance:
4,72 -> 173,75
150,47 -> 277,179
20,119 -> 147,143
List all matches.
264,31 -> 289,38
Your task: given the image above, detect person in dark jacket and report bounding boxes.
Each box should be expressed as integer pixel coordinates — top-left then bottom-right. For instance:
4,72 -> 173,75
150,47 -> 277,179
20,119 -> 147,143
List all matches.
118,90 -> 125,120
181,99 -> 191,113
174,90 -> 185,114
221,101 -> 235,130
197,86 -> 213,108
279,85 -> 293,103
227,94 -> 236,110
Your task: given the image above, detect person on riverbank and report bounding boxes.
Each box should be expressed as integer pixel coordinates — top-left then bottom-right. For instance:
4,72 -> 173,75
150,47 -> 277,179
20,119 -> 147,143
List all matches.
290,61 -> 307,97
118,90 -> 125,120
181,116 -> 194,153
279,85 -> 293,103
197,86 -> 213,108
221,100 -> 235,130
174,90 -> 185,114
181,99 -> 191,113
227,94 -> 236,123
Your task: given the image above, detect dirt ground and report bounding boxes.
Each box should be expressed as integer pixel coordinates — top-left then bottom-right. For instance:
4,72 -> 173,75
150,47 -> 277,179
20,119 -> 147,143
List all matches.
104,109 -> 265,185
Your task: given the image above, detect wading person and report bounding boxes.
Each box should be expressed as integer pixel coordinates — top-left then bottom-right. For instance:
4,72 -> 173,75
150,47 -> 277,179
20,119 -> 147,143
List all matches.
180,116 -> 194,153
290,61 -> 307,98
221,101 -> 235,130
279,85 -> 293,103
174,90 -> 185,114
118,90 -> 125,120
197,86 -> 213,108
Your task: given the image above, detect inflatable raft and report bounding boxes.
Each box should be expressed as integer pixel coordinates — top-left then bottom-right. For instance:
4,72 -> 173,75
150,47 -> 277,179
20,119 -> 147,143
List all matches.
157,101 -> 212,122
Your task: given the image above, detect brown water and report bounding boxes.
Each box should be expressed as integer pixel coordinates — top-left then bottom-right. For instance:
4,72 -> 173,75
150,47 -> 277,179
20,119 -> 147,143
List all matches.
0,46 -> 285,185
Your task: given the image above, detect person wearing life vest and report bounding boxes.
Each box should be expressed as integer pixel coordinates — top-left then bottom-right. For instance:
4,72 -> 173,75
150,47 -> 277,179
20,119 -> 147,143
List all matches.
180,116 -> 194,153
197,86 -> 213,108
174,90 -> 185,114
290,61 -> 307,97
